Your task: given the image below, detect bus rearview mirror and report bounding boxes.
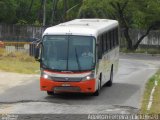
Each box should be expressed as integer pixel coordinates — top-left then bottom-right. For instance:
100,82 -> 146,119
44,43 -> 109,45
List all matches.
35,47 -> 40,61
96,43 -> 99,46
33,39 -> 42,62
98,53 -> 102,59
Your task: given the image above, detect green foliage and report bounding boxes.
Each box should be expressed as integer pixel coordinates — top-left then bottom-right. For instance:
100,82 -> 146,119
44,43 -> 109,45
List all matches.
55,0 -> 83,22
16,19 -> 28,25
0,0 -> 17,23
131,0 -> 160,29
0,0 -> 83,25
33,20 -> 42,26
66,0 -> 83,20
120,48 -> 160,54
78,0 -> 107,18
0,49 -> 39,74
140,70 -> 160,114
0,0 -> 159,31
79,0 -> 160,30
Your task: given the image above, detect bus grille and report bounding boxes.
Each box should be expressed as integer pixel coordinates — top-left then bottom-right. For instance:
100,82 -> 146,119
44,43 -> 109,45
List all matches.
51,77 -> 82,82
54,86 -> 81,92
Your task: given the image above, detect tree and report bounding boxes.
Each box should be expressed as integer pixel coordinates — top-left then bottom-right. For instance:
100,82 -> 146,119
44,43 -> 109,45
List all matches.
56,0 -> 83,22
15,0 -> 31,24
0,0 -> 17,23
131,0 -> 160,50
78,0 -> 107,18
65,0 -> 83,21
109,0 -> 160,50
27,0 -> 34,16
109,0 -> 133,50
78,0 -> 160,50
51,0 -> 59,25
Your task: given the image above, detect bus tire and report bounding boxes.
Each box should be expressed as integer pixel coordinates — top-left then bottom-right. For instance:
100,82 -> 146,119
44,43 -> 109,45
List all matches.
105,68 -> 113,87
93,80 -> 100,96
47,91 -> 54,95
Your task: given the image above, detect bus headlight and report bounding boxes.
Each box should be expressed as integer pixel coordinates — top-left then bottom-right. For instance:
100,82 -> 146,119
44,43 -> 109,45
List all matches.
81,71 -> 95,81
41,71 -> 52,80
43,74 -> 49,79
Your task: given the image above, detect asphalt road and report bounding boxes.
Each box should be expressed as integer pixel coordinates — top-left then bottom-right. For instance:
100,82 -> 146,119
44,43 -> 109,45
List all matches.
0,54 -> 160,119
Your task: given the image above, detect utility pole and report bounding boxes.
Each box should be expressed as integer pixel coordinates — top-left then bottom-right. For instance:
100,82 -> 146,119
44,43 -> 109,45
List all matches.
63,0 -> 67,22
43,0 -> 46,26
52,0 -> 57,25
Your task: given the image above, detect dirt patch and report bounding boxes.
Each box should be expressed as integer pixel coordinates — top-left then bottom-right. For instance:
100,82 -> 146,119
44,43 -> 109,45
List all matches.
0,71 -> 39,94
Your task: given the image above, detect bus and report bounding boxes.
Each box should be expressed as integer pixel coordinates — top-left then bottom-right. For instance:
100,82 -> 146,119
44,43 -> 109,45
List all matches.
35,19 -> 119,96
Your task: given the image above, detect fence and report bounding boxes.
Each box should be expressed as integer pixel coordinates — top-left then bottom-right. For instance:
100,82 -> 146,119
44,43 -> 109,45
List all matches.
0,24 -> 160,55
0,24 -> 45,42
0,24 -> 45,55
120,29 -> 160,50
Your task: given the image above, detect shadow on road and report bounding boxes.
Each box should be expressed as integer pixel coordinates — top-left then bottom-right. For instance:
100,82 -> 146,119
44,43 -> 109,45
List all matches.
44,82 -> 139,105
0,80 -> 139,106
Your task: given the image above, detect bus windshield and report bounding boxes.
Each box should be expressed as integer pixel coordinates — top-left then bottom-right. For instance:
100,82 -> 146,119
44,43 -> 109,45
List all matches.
42,35 -> 95,71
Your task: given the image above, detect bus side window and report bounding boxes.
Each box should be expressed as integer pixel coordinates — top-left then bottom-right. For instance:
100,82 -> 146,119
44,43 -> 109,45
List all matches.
114,28 -> 116,46
101,34 -> 104,53
113,29 -> 115,47
109,31 -> 112,50
107,32 -> 110,51
98,35 -> 103,59
103,33 -> 107,52
106,33 -> 108,51
116,27 -> 119,45
111,30 -> 114,48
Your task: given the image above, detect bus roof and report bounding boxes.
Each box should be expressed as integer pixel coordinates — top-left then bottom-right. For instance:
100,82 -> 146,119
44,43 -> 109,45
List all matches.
43,19 -> 118,37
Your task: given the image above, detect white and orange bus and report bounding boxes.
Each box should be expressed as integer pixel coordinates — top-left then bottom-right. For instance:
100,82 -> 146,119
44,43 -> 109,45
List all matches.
35,19 -> 119,96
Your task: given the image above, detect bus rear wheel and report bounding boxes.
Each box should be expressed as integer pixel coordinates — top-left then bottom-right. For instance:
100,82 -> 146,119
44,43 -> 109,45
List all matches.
47,91 -> 54,95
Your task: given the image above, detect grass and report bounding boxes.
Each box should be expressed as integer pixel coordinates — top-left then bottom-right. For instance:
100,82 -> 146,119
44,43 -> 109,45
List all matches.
120,48 -> 160,54
0,48 -> 39,74
140,70 -> 160,114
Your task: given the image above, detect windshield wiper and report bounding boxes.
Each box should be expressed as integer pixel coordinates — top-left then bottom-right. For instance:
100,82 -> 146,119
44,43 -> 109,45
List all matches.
75,48 -> 81,71
41,63 -> 62,72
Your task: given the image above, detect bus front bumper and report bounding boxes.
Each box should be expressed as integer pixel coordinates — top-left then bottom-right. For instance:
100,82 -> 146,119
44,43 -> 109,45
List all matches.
40,77 -> 96,93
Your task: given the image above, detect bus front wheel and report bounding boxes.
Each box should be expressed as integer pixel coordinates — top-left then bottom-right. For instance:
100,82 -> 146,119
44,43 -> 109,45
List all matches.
93,80 -> 101,96
47,91 -> 54,95
105,68 -> 113,87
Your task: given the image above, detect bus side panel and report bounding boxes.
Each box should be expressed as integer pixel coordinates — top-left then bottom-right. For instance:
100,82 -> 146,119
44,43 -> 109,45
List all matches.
113,47 -> 119,77
96,46 -> 119,87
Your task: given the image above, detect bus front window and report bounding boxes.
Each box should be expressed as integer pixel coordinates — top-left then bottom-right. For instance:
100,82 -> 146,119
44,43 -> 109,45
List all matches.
42,35 -> 95,71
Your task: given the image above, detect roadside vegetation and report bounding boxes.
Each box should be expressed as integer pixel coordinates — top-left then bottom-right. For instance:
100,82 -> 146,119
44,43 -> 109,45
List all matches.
0,48 -> 39,74
120,48 -> 160,55
1,0 -> 160,51
140,70 -> 160,114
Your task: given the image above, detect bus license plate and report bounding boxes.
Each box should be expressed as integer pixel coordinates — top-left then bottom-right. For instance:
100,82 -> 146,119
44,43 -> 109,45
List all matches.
61,83 -> 70,87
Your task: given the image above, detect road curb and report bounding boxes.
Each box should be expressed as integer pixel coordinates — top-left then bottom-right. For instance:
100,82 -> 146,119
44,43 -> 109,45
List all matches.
120,52 -> 160,57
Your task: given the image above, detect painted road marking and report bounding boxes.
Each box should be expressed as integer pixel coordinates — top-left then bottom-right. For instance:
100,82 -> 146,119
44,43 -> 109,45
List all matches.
147,79 -> 158,111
